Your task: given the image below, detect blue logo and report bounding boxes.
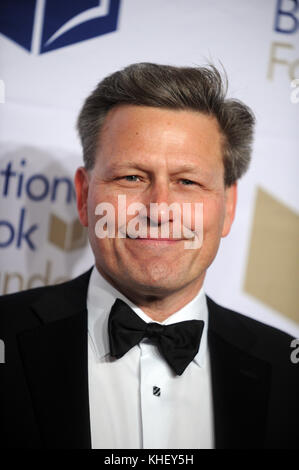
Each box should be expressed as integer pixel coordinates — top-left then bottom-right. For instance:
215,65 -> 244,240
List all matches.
0,0 -> 121,54
274,0 -> 298,34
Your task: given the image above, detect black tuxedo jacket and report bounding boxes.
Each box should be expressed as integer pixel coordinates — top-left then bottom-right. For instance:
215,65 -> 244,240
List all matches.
0,268 -> 298,449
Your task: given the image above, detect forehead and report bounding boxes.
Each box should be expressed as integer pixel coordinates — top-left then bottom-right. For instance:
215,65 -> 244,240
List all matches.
96,105 -> 224,170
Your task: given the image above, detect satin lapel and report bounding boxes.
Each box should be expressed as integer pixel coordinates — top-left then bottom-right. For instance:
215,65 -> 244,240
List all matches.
207,297 -> 272,449
17,269 -> 92,449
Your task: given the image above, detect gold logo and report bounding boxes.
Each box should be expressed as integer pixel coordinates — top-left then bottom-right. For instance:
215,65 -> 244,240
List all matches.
244,187 -> 299,324
48,213 -> 87,251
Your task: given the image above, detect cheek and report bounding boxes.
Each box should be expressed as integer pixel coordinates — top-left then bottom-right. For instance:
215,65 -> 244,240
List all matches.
89,189 -> 139,240
88,186 -> 117,220
203,198 -> 226,236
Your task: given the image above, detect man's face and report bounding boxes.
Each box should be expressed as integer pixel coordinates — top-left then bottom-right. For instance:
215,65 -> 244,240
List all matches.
75,105 -> 237,299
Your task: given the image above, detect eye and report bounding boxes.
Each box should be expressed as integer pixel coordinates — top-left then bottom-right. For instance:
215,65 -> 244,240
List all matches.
180,179 -> 196,186
123,175 -> 141,182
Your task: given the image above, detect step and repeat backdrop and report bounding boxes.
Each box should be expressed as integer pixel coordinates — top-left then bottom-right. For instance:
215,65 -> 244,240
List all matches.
0,0 -> 298,336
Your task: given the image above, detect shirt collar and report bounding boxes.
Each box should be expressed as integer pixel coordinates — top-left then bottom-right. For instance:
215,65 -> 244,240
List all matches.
87,266 -> 209,368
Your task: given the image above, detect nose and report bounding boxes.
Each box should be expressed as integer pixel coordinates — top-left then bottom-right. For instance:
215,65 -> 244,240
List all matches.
145,179 -> 174,225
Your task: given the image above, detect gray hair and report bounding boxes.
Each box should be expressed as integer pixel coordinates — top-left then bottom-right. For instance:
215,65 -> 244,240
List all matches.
77,62 -> 255,186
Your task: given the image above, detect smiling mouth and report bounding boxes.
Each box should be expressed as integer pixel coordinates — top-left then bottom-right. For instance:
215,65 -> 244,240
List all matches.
137,237 -> 181,240
126,236 -> 185,243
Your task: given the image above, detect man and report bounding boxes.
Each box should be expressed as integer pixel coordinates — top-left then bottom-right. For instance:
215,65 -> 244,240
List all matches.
1,63 -> 298,449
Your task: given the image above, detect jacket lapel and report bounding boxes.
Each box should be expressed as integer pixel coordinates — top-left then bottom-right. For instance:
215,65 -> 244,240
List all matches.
207,297 -> 272,449
17,269 -> 93,449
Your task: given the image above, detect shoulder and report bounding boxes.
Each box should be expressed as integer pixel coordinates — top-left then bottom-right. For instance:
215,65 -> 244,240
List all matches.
0,268 -> 93,335
206,296 -> 297,366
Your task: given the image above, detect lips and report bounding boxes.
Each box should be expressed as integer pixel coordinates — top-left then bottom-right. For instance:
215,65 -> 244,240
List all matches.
127,236 -> 184,241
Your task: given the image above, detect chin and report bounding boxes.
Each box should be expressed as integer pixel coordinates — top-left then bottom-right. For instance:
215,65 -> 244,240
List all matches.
132,260 -> 176,283
128,270 -> 186,293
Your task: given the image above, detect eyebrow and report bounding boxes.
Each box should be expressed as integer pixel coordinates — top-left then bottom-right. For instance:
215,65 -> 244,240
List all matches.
107,161 -> 148,172
171,164 -> 202,174
107,160 -> 206,175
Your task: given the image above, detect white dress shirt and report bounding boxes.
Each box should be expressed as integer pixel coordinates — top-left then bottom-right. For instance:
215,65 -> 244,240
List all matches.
87,266 -> 215,449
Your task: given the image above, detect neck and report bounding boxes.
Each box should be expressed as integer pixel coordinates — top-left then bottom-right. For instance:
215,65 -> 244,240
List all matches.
96,265 -> 205,322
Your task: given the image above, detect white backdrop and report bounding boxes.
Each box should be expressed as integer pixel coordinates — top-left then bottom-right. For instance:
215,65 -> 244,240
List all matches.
0,0 -> 298,336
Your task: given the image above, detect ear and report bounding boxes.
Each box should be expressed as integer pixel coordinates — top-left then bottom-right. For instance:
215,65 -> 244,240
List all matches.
221,183 -> 237,238
74,166 -> 90,227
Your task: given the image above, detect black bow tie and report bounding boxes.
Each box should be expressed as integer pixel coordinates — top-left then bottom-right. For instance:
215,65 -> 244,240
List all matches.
108,298 -> 205,376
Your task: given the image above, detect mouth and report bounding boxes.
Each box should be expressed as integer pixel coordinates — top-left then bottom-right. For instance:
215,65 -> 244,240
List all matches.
126,236 -> 185,245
